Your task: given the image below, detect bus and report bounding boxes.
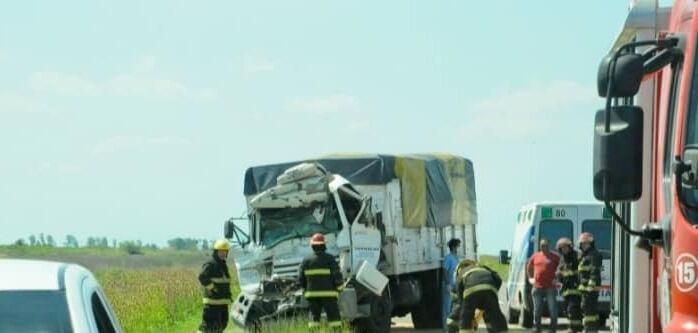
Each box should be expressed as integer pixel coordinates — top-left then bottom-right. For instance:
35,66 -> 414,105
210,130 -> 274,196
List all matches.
499,202 -> 612,328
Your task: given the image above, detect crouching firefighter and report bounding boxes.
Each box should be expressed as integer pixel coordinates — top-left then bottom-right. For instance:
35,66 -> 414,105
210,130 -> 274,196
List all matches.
298,233 -> 343,332
446,259 -> 508,333
577,232 -> 602,333
198,239 -> 232,333
556,237 -> 583,333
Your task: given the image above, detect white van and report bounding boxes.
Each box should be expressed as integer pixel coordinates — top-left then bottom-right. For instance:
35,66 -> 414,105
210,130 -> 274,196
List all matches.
498,202 -> 612,328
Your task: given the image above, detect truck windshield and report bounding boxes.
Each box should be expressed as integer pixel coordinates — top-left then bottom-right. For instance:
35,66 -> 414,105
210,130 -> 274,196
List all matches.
582,219 -> 612,255
538,219 -> 573,250
259,204 -> 341,247
0,290 -> 73,333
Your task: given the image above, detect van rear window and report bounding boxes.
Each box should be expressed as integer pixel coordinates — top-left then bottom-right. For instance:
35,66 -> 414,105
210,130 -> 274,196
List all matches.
538,219 -> 573,249
582,219 -> 612,253
0,290 -> 73,333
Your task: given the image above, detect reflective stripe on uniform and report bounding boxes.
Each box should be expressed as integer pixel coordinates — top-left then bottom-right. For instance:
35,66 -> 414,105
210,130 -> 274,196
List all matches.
308,321 -> 321,328
584,315 -> 599,323
570,319 -> 583,325
578,265 -> 594,272
304,290 -> 339,298
203,297 -> 231,305
462,284 -> 498,299
328,321 -> 342,328
210,277 -> 230,283
563,289 -> 582,296
304,268 -> 331,276
559,270 -> 576,277
458,330 -> 474,333
204,283 -> 215,291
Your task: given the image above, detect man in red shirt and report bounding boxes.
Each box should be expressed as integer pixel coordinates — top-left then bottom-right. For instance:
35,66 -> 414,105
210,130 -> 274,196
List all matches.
527,238 -> 560,333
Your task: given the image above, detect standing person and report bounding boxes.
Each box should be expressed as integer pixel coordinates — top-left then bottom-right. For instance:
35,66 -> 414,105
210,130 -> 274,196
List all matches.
298,233 -> 343,332
526,238 -> 560,333
443,238 -> 461,332
452,259 -> 508,333
577,232 -> 602,333
198,239 -> 232,333
556,237 -> 583,333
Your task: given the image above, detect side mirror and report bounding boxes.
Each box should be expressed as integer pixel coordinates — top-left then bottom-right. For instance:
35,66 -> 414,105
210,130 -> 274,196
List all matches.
593,106 -> 644,201
224,218 -> 250,247
680,144 -> 698,188
224,220 -> 235,239
597,53 -> 644,98
499,250 -> 510,265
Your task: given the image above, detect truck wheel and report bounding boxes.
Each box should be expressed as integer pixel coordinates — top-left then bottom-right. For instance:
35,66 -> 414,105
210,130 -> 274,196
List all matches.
410,273 -> 442,329
352,288 -> 393,333
519,307 -> 533,328
508,307 -> 519,324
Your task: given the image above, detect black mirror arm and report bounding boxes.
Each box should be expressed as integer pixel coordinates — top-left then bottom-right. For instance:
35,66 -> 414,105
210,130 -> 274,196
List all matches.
673,155 -> 698,210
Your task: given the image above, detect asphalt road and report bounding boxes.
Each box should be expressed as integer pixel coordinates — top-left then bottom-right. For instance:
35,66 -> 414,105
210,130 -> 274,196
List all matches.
391,314 -> 611,332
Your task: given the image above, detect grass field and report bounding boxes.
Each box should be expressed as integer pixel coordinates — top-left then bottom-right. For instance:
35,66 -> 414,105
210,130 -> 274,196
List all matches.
0,246 -> 508,333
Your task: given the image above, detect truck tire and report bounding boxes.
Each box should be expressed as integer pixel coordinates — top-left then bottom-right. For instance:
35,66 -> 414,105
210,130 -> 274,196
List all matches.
410,277 -> 442,329
508,307 -> 519,324
519,307 -> 533,328
352,288 -> 393,333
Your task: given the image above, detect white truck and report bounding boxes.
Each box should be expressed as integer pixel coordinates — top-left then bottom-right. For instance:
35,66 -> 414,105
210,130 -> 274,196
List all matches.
224,154 -> 479,332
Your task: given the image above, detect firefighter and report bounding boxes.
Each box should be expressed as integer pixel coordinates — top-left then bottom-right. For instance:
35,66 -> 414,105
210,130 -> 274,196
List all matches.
556,237 -> 583,333
577,232 -> 602,333
298,233 -> 343,332
448,259 -> 508,333
198,239 -> 232,333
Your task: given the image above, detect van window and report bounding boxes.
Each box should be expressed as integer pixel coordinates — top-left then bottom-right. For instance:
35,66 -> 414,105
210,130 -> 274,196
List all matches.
582,219 -> 612,253
538,219 -> 573,249
0,290 -> 73,332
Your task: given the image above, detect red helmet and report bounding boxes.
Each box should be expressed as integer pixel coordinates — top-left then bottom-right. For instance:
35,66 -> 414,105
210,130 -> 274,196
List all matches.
556,237 -> 572,249
310,233 -> 326,245
579,232 -> 594,244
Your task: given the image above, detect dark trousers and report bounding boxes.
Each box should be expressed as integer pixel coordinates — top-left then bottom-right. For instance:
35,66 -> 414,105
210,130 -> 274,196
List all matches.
581,291 -> 599,332
564,294 -> 583,332
198,304 -> 228,333
458,290 -> 508,333
308,297 -> 342,332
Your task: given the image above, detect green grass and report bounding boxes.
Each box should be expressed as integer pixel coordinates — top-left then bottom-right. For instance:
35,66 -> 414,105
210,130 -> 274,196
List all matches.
479,254 -> 509,281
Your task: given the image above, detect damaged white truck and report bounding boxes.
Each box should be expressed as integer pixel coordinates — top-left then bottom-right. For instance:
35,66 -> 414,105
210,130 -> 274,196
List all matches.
224,154 -> 478,332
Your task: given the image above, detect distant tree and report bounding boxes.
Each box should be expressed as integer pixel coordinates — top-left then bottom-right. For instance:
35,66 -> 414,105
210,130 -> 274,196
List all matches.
167,237 -> 200,251
99,237 -> 108,248
39,233 -> 46,246
86,237 -> 95,247
28,235 -> 37,246
119,241 -> 144,255
64,235 -> 79,248
144,243 -> 159,250
201,239 -> 209,251
46,235 -> 55,247
14,239 -> 26,246
112,239 -> 117,248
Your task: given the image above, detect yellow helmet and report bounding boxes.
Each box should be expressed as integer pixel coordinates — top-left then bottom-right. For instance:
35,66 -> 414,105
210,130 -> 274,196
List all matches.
213,239 -> 230,251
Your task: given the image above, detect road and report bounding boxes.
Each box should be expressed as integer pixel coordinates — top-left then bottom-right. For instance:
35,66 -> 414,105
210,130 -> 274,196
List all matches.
391,314 -> 611,332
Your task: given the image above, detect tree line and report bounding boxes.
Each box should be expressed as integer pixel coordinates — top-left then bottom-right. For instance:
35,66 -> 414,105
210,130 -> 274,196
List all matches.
12,235 -> 214,254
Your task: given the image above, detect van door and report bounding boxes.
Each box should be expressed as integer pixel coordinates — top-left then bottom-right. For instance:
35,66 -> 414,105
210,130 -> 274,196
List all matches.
536,206 -> 577,302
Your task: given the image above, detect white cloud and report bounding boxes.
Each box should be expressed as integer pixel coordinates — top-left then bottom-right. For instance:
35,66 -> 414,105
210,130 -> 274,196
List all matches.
132,55 -> 157,74
0,92 -> 52,114
28,72 -> 99,96
288,94 -> 360,115
460,81 -> 599,141
242,55 -> 276,73
109,74 -> 189,99
92,136 -> 194,155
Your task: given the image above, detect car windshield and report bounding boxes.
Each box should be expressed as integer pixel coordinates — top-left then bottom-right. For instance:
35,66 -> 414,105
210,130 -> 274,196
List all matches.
0,290 -> 73,333
258,203 -> 341,247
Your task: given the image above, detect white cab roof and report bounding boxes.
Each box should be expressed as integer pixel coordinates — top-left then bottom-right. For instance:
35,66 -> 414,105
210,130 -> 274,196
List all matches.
0,259 -> 69,291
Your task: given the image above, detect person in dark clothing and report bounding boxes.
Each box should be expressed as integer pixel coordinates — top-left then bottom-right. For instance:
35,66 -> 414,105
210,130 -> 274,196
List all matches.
447,259 -> 508,333
298,233 -> 343,332
198,239 -> 233,333
556,237 -> 583,333
577,232 -> 603,333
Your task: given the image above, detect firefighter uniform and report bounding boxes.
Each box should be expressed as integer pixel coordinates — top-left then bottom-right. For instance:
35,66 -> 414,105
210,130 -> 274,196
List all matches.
556,238 -> 583,333
298,233 -> 343,332
449,259 -> 508,333
198,240 -> 232,333
577,233 -> 603,333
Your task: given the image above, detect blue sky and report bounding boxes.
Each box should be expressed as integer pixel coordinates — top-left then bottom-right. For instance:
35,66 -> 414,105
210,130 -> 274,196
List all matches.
0,1 -> 635,254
